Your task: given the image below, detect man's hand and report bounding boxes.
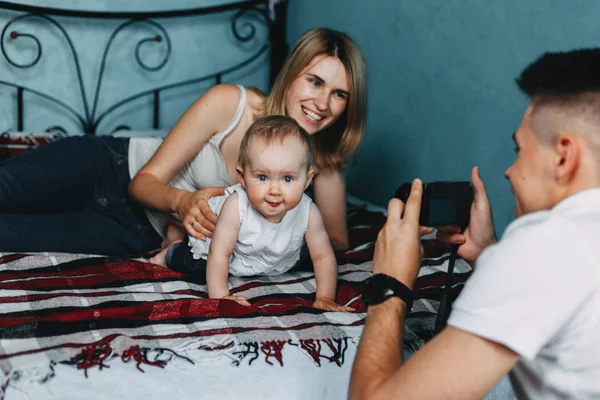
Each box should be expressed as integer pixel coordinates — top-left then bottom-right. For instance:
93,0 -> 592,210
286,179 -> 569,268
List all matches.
436,166 -> 496,266
176,187 -> 226,240
373,179 -> 424,289
313,297 -> 356,312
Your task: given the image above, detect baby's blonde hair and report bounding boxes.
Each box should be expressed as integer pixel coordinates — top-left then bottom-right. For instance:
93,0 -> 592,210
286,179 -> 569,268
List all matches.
237,115 -> 313,170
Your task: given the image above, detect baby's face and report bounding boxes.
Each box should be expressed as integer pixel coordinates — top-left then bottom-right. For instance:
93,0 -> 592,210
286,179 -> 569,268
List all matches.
239,136 -> 313,223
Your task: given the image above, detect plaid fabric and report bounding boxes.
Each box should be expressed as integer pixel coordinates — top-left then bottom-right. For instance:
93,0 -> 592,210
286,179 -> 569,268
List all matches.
0,132 -> 66,161
0,205 -> 472,387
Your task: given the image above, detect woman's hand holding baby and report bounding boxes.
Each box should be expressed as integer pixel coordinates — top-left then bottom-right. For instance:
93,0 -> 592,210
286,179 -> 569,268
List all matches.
177,187 -> 225,240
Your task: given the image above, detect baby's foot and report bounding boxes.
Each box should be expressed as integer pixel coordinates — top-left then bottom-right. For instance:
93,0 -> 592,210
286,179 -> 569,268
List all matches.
150,240 -> 183,267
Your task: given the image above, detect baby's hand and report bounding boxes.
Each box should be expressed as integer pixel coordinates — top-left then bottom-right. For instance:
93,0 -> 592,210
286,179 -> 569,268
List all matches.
222,295 -> 251,307
313,297 -> 355,312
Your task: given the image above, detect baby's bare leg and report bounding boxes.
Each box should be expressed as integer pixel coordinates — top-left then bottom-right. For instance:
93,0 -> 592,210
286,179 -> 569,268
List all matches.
161,223 -> 186,249
150,239 -> 183,266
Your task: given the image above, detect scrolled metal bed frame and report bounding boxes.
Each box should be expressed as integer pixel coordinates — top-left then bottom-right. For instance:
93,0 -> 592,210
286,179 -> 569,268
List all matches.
0,0 -> 288,134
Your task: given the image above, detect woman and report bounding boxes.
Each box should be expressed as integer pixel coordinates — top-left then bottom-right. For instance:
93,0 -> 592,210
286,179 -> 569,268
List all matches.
0,28 -> 367,255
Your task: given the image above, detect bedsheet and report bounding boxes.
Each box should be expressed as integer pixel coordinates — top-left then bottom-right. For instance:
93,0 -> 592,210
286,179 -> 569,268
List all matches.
0,203 -> 475,399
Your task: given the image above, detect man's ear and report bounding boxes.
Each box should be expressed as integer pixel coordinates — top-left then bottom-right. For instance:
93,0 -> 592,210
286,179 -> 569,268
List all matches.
236,165 -> 246,188
555,134 -> 580,184
305,167 -> 315,190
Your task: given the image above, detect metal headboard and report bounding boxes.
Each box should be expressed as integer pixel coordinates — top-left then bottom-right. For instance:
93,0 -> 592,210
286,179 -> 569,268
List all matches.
0,0 -> 288,134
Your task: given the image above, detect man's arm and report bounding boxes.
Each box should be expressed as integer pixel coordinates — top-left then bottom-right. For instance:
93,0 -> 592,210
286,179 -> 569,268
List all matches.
349,179 -> 518,400
350,310 -> 518,400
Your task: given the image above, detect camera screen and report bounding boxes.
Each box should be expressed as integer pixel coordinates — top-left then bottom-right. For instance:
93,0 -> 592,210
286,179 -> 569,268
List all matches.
428,198 -> 456,224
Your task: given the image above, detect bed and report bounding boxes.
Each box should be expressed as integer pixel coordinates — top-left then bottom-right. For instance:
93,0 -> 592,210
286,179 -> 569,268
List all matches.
0,2 -> 513,399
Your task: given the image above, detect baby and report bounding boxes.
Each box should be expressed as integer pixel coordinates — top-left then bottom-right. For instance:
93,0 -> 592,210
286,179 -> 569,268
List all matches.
151,115 -> 354,312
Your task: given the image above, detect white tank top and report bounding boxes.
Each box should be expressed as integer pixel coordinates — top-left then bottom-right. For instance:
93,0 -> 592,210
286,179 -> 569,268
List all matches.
187,184 -> 313,276
128,86 -> 247,238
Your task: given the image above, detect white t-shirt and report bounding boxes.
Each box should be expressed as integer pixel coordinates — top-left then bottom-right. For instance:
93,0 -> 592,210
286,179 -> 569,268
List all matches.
187,184 -> 313,276
448,188 -> 600,400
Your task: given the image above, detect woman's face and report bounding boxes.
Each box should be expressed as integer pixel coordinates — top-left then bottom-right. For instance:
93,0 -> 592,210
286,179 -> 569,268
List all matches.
284,55 -> 350,135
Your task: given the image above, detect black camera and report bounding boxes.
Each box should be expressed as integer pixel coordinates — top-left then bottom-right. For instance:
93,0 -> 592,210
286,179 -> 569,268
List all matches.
394,181 -> 473,228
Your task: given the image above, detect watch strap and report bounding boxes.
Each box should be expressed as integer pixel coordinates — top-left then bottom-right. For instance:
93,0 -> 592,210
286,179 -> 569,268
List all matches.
363,273 -> 414,310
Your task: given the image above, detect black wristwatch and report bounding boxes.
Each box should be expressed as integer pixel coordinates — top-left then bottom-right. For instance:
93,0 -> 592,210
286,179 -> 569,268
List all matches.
362,273 -> 414,310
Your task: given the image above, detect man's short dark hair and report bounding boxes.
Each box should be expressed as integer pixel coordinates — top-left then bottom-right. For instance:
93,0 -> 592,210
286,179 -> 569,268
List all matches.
516,49 -> 600,165
517,48 -> 600,97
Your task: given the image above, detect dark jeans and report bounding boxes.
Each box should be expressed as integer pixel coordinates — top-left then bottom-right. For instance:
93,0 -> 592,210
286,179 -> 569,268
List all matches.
166,241 -> 207,283
0,136 -> 162,255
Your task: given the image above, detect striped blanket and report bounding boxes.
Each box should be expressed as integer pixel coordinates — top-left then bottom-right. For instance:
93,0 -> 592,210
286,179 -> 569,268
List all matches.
0,204 -> 472,393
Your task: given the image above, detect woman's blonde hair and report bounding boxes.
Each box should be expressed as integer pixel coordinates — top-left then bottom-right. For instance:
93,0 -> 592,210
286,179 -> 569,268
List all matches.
263,28 -> 367,170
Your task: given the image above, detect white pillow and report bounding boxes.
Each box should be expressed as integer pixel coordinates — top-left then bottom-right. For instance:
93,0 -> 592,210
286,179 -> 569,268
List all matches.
111,130 -> 168,138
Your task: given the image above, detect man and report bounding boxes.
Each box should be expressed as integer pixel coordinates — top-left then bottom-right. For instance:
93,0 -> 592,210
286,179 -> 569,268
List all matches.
349,49 -> 600,399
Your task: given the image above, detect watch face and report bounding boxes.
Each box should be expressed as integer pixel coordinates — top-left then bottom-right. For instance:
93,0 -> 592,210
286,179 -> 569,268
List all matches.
362,274 -> 394,306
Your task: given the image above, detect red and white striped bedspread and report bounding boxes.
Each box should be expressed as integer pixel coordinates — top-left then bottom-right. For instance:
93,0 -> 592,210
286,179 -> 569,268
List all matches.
0,204 -> 472,396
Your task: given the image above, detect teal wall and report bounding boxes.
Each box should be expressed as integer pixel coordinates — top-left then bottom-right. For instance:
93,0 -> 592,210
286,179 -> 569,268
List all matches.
287,0 -> 600,235
5,0 -> 600,235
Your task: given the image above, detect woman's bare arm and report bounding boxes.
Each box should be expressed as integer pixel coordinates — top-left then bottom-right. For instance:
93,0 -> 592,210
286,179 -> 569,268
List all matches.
312,168 -> 349,249
128,84 -> 242,238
